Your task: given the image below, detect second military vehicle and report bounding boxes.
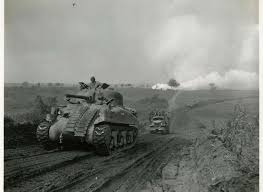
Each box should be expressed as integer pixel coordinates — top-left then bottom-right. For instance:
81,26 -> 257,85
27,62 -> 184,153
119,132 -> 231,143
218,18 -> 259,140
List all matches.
148,110 -> 170,134
36,83 -> 139,156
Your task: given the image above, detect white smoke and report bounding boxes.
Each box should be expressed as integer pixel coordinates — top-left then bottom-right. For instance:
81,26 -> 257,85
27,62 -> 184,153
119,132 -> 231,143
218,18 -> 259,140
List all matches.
153,69 -> 258,90
181,69 -> 258,90
168,89 -> 182,111
238,25 -> 259,71
147,0 -> 258,89
152,83 -> 174,90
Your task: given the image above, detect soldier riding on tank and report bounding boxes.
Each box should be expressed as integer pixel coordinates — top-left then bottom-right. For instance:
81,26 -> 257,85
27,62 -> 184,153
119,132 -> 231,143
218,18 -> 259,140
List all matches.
88,76 -> 102,89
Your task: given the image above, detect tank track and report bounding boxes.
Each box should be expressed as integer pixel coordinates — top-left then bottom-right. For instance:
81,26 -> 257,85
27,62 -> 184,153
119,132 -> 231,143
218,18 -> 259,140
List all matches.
64,106 -> 89,132
36,121 -> 56,150
75,109 -> 98,137
93,124 -> 138,156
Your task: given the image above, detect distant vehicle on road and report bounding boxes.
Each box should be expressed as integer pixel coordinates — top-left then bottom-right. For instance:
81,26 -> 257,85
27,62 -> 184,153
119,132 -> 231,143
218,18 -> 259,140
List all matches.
148,110 -> 170,134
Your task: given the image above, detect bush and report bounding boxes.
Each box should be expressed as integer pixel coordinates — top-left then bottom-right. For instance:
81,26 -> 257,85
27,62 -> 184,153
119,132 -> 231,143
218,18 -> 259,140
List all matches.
222,105 -> 259,174
187,104 -> 259,192
207,104 -> 259,175
168,78 -> 180,88
4,115 -> 38,148
4,95 -> 59,148
45,96 -> 57,108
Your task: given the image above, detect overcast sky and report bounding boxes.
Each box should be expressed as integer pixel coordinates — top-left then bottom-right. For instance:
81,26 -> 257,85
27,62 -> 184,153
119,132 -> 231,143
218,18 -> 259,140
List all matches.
5,0 -> 258,84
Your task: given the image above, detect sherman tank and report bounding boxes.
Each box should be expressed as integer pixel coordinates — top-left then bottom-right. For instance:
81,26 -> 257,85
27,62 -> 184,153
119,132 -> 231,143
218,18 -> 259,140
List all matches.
36,83 -> 139,155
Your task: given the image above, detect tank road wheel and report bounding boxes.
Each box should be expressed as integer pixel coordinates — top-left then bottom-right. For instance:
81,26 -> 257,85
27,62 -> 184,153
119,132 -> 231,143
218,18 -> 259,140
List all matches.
93,124 -> 112,156
127,131 -> 133,144
126,134 -> 131,144
109,136 -> 115,150
133,128 -> 138,139
111,131 -> 118,150
123,131 -> 127,146
117,132 -> 124,148
36,122 -> 56,150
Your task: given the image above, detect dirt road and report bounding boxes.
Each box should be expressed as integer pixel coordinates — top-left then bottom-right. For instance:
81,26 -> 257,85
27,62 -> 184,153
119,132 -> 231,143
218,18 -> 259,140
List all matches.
4,133 -> 190,192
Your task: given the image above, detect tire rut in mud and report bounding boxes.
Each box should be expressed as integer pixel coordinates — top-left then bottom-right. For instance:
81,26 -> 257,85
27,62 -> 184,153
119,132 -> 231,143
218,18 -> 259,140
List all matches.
5,134 -> 175,192
4,150 -> 93,187
4,146 -> 58,161
62,136 -> 190,192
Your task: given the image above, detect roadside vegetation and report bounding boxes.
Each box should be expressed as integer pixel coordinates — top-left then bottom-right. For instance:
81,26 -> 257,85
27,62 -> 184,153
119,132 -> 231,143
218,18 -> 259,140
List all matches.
169,104 -> 258,192
4,95 -> 57,148
198,104 -> 259,191
145,104 -> 258,192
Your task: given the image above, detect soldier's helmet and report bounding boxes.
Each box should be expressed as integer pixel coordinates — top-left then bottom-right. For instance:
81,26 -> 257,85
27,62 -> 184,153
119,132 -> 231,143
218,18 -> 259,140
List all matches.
90,76 -> 95,82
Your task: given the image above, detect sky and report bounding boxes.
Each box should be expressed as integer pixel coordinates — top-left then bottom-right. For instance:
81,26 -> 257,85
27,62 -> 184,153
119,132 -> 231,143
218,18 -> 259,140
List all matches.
5,0 -> 259,88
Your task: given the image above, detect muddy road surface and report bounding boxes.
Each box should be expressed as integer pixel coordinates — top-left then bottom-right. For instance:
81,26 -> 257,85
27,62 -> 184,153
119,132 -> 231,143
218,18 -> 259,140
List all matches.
5,134 -> 190,192
5,96 -> 252,192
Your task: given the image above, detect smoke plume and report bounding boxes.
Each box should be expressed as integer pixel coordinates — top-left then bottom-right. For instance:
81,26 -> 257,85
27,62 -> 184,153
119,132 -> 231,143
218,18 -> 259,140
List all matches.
147,0 -> 258,89
180,69 -> 258,90
168,89 -> 182,111
153,69 -> 258,91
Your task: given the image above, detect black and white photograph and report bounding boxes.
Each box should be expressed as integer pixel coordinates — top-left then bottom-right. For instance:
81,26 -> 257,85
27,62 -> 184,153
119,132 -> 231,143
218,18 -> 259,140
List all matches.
3,0 -> 260,191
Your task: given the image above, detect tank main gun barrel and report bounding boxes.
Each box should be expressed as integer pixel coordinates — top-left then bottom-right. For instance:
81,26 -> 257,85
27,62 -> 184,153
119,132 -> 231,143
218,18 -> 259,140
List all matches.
65,94 -> 93,102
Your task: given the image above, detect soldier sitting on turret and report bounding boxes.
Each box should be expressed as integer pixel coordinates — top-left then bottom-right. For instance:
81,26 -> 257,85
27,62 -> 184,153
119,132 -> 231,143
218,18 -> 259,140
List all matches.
88,76 -> 102,89
65,79 -> 109,105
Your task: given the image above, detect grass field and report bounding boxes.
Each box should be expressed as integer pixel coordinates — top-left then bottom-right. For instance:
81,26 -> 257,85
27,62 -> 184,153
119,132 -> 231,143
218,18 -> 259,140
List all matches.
4,86 -> 259,146
4,86 -> 258,126
4,86 -> 258,114
4,86 -> 258,127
